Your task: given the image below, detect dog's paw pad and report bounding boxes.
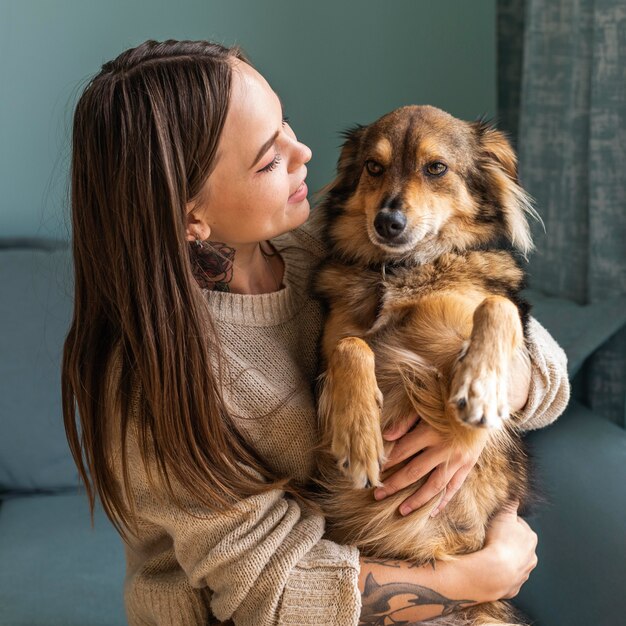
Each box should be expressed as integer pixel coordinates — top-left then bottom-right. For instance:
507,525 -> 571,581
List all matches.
450,354 -> 512,430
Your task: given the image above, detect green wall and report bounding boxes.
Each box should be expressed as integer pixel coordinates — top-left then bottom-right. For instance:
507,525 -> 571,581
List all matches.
0,0 -> 496,239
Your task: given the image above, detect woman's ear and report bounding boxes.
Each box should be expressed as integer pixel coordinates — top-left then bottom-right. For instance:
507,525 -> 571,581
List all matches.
185,203 -> 212,242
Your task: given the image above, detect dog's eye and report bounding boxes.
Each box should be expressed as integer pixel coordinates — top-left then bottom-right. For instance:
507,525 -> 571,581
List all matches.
365,160 -> 384,176
426,162 -> 448,176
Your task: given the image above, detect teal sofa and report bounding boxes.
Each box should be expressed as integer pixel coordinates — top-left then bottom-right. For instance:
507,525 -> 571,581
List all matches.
0,239 -> 127,626
1,238 -> 625,626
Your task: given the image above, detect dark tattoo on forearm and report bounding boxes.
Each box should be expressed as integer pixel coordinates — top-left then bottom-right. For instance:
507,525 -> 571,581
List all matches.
362,558 -> 403,568
362,557 -> 433,570
359,572 -> 474,625
190,241 -> 235,292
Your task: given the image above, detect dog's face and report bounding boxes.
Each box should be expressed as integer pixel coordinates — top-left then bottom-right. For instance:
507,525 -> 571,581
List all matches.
321,105 -> 539,265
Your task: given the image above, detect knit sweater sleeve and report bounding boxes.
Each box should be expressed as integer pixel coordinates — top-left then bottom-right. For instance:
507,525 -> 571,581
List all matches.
514,315 -> 571,430
115,425 -> 362,626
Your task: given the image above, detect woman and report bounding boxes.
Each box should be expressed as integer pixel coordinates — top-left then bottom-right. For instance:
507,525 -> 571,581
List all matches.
62,39 -> 570,625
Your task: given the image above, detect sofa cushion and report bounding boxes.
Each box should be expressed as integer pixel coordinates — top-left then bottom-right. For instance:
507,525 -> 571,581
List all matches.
0,491 -> 127,626
522,288 -> 626,378
0,242 -> 80,493
517,400 -> 626,625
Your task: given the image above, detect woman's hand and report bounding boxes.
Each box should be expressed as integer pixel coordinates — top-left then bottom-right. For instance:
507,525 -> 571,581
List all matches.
373,415 -> 488,516
468,500 -> 539,601
373,352 -> 532,516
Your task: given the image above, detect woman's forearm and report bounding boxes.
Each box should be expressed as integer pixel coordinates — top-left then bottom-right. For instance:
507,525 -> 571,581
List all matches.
357,553 -> 491,623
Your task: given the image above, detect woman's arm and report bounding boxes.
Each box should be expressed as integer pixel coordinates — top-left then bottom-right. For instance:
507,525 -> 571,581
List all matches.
358,556 -> 481,623
513,315 -> 570,429
111,425 -> 362,625
357,502 -> 538,623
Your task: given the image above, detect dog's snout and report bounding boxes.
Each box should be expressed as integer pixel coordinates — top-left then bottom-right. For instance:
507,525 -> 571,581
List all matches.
374,209 -> 407,240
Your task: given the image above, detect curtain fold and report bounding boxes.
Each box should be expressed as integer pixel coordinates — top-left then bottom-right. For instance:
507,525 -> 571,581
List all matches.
498,0 -> 626,427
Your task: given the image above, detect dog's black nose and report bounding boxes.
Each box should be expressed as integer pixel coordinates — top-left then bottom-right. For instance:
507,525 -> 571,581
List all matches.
374,210 -> 407,240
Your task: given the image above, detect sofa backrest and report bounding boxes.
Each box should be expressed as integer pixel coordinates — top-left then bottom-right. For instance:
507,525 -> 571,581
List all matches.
0,238 -> 80,495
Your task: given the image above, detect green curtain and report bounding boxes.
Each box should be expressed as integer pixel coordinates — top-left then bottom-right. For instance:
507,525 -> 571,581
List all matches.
498,0 -> 626,428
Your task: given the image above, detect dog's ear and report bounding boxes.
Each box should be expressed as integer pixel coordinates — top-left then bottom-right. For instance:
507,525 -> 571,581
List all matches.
474,118 -> 519,182
471,118 -> 542,259
313,124 -> 367,205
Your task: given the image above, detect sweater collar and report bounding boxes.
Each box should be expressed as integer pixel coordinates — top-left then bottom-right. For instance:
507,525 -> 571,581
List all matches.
201,230 -> 309,327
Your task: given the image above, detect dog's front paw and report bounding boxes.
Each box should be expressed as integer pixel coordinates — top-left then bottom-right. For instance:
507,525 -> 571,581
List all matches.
330,386 -> 387,489
448,346 -> 509,429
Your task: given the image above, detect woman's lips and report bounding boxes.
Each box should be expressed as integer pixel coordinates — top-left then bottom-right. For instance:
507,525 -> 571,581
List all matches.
288,180 -> 308,203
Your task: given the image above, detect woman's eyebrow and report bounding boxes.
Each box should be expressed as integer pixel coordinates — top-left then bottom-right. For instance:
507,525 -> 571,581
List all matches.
251,130 -> 280,169
250,95 -> 286,169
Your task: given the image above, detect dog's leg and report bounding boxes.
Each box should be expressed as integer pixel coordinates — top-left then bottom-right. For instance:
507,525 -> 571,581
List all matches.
318,313 -> 387,489
448,295 -> 524,429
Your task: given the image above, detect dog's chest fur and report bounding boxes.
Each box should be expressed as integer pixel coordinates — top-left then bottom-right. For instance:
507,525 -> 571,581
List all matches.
316,249 -> 525,338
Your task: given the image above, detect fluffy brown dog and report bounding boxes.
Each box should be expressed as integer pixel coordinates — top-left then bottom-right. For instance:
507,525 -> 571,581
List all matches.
309,105 -> 542,625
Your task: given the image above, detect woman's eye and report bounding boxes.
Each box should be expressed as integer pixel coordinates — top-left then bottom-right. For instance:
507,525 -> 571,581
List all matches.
365,160 -> 384,176
259,153 -> 282,173
282,116 -> 290,126
426,161 -> 448,176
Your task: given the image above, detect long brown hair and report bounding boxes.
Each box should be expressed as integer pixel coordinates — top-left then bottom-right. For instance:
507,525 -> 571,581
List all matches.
62,39 -> 316,544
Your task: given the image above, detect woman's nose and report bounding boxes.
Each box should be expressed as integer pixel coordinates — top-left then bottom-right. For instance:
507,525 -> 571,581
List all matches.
300,141 -> 312,164
288,138 -> 312,172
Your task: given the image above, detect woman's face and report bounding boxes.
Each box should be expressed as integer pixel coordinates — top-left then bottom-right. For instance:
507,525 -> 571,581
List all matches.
187,59 -> 312,245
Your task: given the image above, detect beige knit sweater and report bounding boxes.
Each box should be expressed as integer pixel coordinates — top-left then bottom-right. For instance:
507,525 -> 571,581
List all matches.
111,208 -> 570,626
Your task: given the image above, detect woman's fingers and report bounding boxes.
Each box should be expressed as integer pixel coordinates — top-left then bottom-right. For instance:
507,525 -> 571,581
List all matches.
381,420 -> 432,470
375,421 -> 487,516
517,517 -> 538,552
501,499 -> 520,515
382,413 -> 420,441
396,464 -> 460,515
429,464 -> 472,516
374,448 -> 442,505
